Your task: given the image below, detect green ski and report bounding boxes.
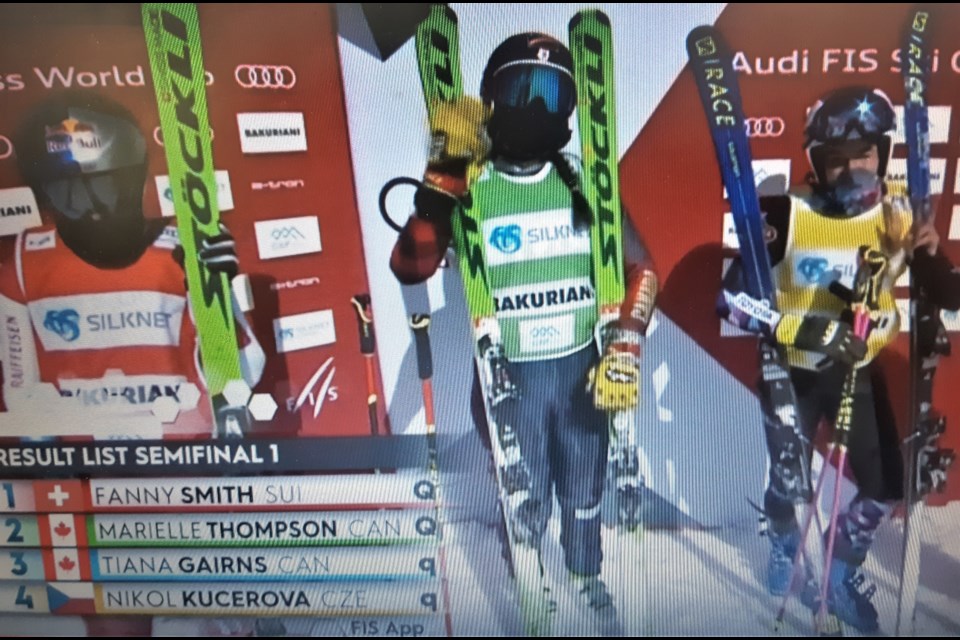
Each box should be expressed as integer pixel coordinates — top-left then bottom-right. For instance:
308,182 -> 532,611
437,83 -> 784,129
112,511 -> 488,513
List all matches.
570,10 -> 641,535
414,5 -> 555,635
142,3 -> 247,435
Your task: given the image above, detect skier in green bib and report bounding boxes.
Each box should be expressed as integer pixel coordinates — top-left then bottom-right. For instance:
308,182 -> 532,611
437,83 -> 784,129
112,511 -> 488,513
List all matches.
391,32 -> 658,613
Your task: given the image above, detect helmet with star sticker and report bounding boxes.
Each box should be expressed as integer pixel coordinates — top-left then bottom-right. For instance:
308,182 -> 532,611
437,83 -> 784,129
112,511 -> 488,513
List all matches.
803,87 -> 896,215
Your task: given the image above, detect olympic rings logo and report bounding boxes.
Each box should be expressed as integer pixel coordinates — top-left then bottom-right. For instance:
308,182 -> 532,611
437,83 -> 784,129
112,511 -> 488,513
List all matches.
530,326 -> 560,339
235,64 -> 297,90
0,135 -> 13,160
744,117 -> 785,138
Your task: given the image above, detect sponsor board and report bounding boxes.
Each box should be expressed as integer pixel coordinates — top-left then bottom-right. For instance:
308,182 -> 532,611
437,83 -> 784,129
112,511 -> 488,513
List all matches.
0,187 -> 42,236
274,309 -> 336,353
237,112 -> 307,154
723,158 -> 791,199
886,157 -> 946,194
892,105 -> 951,145
255,215 -> 322,260
155,170 -> 233,217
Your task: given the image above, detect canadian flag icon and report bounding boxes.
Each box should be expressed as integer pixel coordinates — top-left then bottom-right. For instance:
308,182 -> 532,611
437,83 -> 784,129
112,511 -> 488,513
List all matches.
53,549 -> 81,581
49,515 -> 77,548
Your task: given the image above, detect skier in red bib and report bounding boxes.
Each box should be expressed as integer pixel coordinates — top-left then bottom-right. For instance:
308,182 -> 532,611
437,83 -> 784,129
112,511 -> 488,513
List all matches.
0,91 -> 261,439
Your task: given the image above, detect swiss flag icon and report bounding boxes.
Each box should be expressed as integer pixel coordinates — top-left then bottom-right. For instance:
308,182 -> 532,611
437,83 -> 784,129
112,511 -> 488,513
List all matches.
33,480 -> 84,512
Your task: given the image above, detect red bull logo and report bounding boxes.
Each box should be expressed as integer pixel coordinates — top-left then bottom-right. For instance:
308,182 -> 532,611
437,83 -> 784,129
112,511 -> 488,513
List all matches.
45,117 -> 101,154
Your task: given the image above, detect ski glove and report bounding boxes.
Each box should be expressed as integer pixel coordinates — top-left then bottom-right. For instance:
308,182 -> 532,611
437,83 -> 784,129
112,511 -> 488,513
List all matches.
173,222 -> 239,281
588,323 -> 642,411
775,315 -> 867,366
415,97 -> 491,222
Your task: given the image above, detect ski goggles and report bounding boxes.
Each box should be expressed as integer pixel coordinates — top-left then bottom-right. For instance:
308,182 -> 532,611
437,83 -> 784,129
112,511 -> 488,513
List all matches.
40,173 -> 125,220
40,107 -> 145,178
489,63 -> 576,115
804,92 -> 895,147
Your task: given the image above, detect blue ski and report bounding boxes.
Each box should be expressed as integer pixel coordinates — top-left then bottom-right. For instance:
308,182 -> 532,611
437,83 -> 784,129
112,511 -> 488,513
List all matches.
686,25 -> 811,501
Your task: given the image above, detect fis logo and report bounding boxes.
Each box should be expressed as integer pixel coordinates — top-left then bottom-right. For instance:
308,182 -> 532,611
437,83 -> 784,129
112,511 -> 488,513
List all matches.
489,225 -> 522,254
44,309 -> 81,342
289,356 -> 339,418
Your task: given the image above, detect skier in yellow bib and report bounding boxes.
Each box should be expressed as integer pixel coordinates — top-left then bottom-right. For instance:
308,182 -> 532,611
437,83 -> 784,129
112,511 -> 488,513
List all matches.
718,86 -> 960,631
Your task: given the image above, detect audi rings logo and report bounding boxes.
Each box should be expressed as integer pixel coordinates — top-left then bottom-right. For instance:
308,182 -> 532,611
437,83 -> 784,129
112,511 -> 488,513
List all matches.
744,117 -> 785,138
235,64 -> 296,90
0,135 -> 12,160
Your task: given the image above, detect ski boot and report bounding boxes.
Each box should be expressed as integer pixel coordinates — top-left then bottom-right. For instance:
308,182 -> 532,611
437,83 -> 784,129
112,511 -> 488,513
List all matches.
572,574 -> 619,636
823,558 -> 879,633
765,525 -> 801,596
617,482 -> 643,530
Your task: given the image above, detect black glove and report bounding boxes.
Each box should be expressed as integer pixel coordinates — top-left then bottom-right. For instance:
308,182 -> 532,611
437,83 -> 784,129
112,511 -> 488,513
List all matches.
198,222 -> 239,280
173,222 -> 239,281
776,314 -> 867,366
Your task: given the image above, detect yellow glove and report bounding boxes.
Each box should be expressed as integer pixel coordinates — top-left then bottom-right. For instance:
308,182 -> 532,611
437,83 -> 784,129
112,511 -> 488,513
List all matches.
587,351 -> 640,412
416,96 -> 491,222
427,96 -> 491,185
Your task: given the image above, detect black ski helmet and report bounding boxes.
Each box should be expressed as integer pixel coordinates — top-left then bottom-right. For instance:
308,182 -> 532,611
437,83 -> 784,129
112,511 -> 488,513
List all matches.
804,86 -> 895,184
15,91 -> 155,268
481,33 -> 576,115
481,33 -> 577,161
16,91 -> 147,221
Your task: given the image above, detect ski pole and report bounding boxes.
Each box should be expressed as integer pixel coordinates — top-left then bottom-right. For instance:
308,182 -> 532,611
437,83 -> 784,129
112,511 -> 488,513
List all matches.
409,313 -> 452,636
774,427 -> 832,629
351,294 -> 381,436
410,314 -> 437,465
817,247 -> 885,633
